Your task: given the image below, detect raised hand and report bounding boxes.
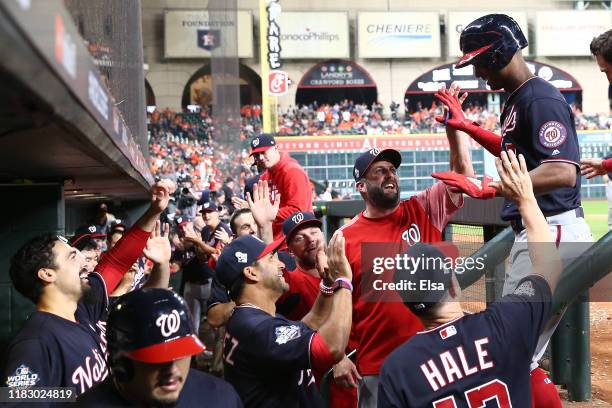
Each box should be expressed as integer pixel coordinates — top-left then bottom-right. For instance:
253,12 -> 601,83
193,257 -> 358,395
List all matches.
326,230 -> 352,282
143,221 -> 171,264
231,196 -> 249,210
214,228 -> 231,245
181,222 -> 201,243
489,151 -> 535,205
247,180 -> 280,227
149,179 -> 175,214
434,83 -> 470,130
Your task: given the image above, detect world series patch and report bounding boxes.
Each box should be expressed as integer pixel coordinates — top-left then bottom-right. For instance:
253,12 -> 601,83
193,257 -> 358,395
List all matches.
538,121 -> 567,148
275,325 -> 301,345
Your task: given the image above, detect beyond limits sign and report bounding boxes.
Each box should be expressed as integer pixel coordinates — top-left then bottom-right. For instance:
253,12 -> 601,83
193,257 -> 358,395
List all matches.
358,12 -> 441,58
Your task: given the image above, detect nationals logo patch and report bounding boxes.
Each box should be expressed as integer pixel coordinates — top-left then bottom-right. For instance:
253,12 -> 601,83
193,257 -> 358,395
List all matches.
538,121 -> 567,149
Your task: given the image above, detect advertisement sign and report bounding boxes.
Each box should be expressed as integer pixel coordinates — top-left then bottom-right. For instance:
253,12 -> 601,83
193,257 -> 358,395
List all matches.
447,12 -> 529,57
278,12 -> 349,59
536,11 -> 611,56
268,70 -> 289,95
298,60 -> 376,88
276,134 -> 468,152
164,10 -> 253,58
358,12 -> 440,58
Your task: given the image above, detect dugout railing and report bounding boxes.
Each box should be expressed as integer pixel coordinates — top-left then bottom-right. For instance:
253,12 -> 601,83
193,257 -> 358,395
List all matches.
315,198 -> 612,402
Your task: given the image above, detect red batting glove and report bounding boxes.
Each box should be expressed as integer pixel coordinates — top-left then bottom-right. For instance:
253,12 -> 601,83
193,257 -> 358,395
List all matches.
432,172 -> 496,199
434,90 -> 502,157
433,90 -> 475,132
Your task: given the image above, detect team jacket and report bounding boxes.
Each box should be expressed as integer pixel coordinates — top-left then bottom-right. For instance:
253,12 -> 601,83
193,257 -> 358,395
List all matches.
260,154 -> 313,240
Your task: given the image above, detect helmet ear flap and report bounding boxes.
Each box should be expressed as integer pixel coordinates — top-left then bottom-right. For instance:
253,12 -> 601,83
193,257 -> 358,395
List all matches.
110,353 -> 134,382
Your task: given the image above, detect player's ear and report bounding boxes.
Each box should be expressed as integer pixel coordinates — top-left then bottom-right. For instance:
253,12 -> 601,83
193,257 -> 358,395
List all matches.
356,179 -> 366,193
37,268 -> 56,284
242,265 -> 260,283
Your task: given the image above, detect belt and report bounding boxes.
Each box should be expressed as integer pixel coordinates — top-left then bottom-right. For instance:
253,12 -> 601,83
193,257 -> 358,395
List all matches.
510,207 -> 584,234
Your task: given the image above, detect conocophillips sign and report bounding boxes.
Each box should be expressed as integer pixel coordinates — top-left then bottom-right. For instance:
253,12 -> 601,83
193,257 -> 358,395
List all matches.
278,12 -> 349,59
358,12 -> 441,58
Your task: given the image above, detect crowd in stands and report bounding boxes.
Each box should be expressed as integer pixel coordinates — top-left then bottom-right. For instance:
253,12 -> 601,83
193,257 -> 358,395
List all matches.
149,100 -> 611,144
572,104 -> 612,130
146,100 -> 611,200
148,108 -> 256,195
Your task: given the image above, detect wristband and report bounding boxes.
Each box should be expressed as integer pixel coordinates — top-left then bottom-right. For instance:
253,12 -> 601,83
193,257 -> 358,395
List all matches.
333,278 -> 353,293
319,281 -> 334,296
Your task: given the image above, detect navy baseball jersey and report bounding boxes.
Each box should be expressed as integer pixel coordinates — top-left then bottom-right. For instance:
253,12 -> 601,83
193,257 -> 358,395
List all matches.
206,275 -> 230,312
500,77 -> 581,220
2,273 -> 109,396
223,305 -> 325,407
76,368 -> 243,407
379,275 -> 551,407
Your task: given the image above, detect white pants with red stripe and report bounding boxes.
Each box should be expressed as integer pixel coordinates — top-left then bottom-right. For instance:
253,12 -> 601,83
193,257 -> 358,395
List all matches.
503,208 -> 593,370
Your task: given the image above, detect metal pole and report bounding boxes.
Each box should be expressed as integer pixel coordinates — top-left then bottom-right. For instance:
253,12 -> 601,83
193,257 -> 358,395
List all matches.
567,292 -> 591,401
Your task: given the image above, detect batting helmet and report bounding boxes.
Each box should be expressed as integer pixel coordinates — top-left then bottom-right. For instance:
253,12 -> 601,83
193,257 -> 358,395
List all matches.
455,14 -> 527,70
106,288 -> 204,380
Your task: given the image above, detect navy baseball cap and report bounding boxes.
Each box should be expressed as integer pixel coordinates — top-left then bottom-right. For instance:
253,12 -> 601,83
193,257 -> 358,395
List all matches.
283,211 -> 322,243
216,235 -> 285,289
250,134 -> 276,155
107,288 -> 205,364
108,220 -> 126,235
197,189 -> 211,206
74,224 -> 106,238
200,202 -> 219,213
71,225 -> 106,250
394,243 -> 453,315
353,148 -> 402,181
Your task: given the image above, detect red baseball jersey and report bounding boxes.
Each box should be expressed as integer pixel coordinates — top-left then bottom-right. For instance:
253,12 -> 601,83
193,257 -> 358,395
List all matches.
277,266 -> 320,321
340,182 -> 462,375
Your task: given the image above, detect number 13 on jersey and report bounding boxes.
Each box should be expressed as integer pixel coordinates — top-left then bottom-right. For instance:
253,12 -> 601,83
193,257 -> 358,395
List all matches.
433,379 -> 511,408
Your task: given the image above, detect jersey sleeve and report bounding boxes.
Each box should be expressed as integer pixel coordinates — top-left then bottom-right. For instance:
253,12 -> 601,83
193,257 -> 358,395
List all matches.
250,318 -> 316,371
206,276 -> 231,312
95,225 -> 150,293
527,98 -> 580,169
2,339 -> 56,389
486,275 -> 552,357
414,181 -> 463,232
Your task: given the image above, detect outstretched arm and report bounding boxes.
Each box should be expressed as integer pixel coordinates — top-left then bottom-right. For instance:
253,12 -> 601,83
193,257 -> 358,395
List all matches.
96,180 -> 174,292
440,84 -> 475,177
581,157 -> 612,179
142,221 -> 172,289
435,87 -> 502,157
